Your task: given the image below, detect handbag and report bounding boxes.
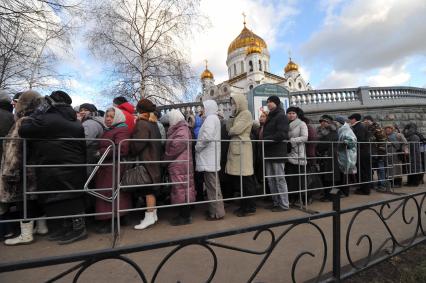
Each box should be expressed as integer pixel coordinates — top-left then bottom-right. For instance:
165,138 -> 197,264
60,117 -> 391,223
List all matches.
120,163 -> 152,192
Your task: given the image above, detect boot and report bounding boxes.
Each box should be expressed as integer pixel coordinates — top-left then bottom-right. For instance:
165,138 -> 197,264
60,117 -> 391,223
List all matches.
34,218 -> 49,235
48,219 -> 71,241
57,218 -> 87,245
4,221 -> 34,246
134,211 -> 157,230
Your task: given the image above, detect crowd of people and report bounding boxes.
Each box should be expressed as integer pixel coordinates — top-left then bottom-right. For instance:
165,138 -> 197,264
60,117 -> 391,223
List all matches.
0,89 -> 424,246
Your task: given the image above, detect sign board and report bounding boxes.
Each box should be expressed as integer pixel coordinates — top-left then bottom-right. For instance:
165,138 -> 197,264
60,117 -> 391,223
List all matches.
247,84 -> 290,120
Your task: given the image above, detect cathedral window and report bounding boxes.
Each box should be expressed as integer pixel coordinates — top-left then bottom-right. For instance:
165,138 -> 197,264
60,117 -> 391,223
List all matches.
210,89 -> 214,96
240,61 -> 244,73
259,60 -> 262,71
289,81 -> 292,87
249,61 -> 253,72
264,60 -> 267,71
249,85 -> 253,90
234,64 -> 237,75
298,82 -> 302,89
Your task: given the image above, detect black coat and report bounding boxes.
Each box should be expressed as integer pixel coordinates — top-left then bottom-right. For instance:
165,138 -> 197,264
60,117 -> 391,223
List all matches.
262,107 -> 289,160
0,109 -> 14,162
316,124 -> 340,183
351,121 -> 370,156
19,105 -> 87,203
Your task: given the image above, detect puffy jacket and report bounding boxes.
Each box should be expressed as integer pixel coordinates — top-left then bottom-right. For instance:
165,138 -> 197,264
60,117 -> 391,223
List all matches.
117,102 -> 135,133
287,118 -> 308,165
195,100 -> 221,172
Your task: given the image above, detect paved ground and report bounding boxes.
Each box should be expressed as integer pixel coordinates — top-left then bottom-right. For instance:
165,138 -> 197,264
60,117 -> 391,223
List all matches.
1,184 -> 426,283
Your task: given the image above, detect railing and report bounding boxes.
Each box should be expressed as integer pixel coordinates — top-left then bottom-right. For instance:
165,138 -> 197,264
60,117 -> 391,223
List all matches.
0,137 -> 425,282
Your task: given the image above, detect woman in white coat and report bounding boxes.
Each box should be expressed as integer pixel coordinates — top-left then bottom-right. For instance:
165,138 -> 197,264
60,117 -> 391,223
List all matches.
195,100 -> 225,220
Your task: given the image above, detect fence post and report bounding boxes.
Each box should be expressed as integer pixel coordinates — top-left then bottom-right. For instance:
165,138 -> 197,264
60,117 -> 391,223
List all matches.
331,189 -> 341,282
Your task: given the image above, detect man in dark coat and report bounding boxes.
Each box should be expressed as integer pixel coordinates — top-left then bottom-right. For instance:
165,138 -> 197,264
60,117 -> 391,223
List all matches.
262,95 -> 289,211
349,113 -> 371,195
19,90 -> 88,245
0,91 -> 14,162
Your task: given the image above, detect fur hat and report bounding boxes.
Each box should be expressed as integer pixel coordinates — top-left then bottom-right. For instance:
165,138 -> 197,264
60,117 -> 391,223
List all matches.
79,103 -> 97,113
348,113 -> 361,121
286,106 -> 299,114
15,90 -> 42,117
136,98 -> 156,113
50,90 -> 72,105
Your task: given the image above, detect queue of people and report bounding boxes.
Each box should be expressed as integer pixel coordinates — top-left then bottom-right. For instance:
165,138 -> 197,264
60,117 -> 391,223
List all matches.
0,89 -> 425,246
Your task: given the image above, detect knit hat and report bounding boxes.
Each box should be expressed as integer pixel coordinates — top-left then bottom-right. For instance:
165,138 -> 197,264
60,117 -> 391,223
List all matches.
348,113 -> 361,121
12,92 -> 23,102
286,106 -> 299,114
267,95 -> 280,107
113,96 -> 128,106
79,103 -> 97,113
335,115 -> 347,125
50,90 -> 72,105
319,114 -> 333,124
0,90 -> 13,112
136,98 -> 156,113
383,124 -> 395,130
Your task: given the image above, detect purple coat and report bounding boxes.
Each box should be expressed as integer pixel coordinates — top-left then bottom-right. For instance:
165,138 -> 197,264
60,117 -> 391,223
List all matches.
164,120 -> 196,204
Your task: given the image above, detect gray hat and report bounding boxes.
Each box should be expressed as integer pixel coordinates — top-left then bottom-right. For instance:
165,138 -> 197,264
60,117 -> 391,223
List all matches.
335,115 -> 347,125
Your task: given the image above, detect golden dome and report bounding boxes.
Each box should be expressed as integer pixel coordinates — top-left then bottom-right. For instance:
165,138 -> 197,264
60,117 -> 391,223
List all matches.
285,58 -> 299,73
228,26 -> 267,55
201,60 -> 214,80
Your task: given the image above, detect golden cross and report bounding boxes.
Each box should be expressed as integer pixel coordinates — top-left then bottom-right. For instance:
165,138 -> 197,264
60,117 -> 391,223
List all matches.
204,59 -> 208,69
288,50 -> 292,60
242,12 -> 246,26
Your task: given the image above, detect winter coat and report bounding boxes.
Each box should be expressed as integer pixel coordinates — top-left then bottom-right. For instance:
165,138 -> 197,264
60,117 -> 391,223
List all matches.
403,123 -> 423,173
337,123 -> 357,174
19,104 -> 87,204
157,121 -> 166,145
95,123 -> 132,220
316,124 -> 340,183
287,118 -> 308,165
0,109 -> 14,161
262,106 -> 289,161
82,116 -> 104,167
164,119 -> 196,204
366,122 -> 387,156
117,102 -> 135,134
306,123 -> 318,160
225,93 -> 253,176
130,116 -> 163,186
351,121 -> 370,157
193,115 -> 203,139
195,100 -> 221,172
387,132 -> 408,178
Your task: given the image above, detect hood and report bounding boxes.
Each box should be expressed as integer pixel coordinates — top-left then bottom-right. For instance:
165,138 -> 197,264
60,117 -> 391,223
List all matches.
203,100 -> 218,117
0,90 -> 13,112
403,123 -> 417,137
168,109 -> 185,127
117,102 -> 135,115
15,90 -> 42,118
231,93 -> 248,115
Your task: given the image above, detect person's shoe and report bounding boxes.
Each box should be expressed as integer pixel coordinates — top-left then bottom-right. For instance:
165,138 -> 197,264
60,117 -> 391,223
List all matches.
234,208 -> 256,217
320,196 -> 331,202
271,206 -> 289,212
4,221 -> 34,246
134,211 -> 157,230
206,215 -> 224,221
264,204 -> 277,210
170,216 -> 192,226
48,221 -> 71,241
34,218 -> 49,235
95,221 -> 112,234
57,218 -> 87,245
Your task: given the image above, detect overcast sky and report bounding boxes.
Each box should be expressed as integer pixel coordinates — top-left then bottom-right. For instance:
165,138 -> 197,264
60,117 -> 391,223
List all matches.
55,0 -> 426,108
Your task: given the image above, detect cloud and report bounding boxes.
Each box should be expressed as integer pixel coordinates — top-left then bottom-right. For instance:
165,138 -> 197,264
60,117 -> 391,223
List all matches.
189,0 -> 300,83
318,70 -> 361,89
301,0 -> 426,72
366,63 -> 410,86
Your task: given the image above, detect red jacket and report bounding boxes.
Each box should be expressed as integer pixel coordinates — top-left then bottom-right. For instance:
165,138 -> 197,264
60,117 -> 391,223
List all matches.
117,102 -> 135,133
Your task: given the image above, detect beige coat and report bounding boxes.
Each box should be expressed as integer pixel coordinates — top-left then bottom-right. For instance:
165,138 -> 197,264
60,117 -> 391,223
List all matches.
225,93 -> 253,176
288,118 -> 308,165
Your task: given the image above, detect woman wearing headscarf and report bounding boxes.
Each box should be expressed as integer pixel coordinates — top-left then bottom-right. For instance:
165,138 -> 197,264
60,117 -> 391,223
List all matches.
164,109 -> 196,226
131,99 -> 163,230
285,106 -> 308,205
94,107 -> 132,233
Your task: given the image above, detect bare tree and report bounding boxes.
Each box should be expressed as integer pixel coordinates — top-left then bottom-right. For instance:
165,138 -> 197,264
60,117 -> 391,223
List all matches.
87,0 -> 204,104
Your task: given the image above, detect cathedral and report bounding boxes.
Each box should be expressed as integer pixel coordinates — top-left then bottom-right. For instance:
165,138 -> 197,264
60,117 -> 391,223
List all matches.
197,19 -> 312,103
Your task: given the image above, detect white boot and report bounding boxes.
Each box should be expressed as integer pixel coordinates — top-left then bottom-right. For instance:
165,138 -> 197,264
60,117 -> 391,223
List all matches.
5,221 -> 34,246
153,209 -> 158,221
134,211 -> 157,230
34,218 -> 48,235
